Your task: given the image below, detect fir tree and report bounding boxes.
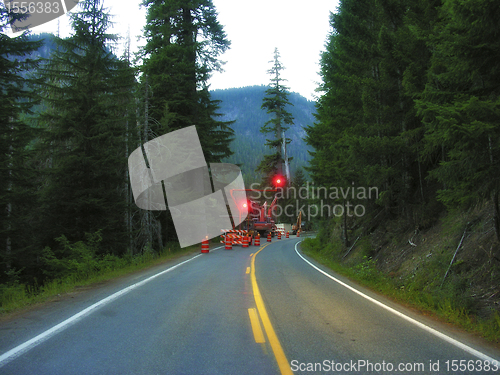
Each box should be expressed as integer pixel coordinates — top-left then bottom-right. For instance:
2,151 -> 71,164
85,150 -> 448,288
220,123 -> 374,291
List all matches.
306,0 -> 439,244
0,4 -> 42,283
256,48 -> 294,186
140,0 -> 233,247
293,168 -> 306,188
141,0 -> 233,163
37,0 -> 136,255
417,0 -> 500,240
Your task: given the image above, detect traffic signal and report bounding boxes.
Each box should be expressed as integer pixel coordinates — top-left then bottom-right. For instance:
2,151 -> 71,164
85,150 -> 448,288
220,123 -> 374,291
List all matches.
241,199 -> 253,211
272,175 -> 286,187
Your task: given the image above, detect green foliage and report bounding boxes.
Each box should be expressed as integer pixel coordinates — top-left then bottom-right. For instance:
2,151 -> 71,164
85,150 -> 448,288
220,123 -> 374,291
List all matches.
352,256 -> 384,283
36,0 -> 135,255
141,0 -> 233,164
0,240 -> 192,314
0,8 -> 43,284
0,0 -> 248,290
140,0 -> 234,248
306,0 -> 500,247
307,0 -> 433,224
303,222 -> 344,257
358,237 -> 374,259
41,231 -> 102,280
417,0 -> 500,214
39,232 -> 185,282
293,168 -> 306,188
256,48 -> 295,183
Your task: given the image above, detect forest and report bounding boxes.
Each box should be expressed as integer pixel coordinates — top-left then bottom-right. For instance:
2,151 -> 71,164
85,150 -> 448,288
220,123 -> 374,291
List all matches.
303,0 -> 500,338
307,0 -> 500,243
1,0 -> 499,331
0,0 -> 236,296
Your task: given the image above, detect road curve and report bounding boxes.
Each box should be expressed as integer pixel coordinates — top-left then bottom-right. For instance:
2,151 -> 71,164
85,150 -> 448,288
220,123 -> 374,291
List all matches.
256,236 -> 500,374
0,236 -> 499,374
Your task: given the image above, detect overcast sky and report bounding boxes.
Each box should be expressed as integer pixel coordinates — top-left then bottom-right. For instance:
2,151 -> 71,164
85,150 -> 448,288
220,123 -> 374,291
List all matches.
15,0 -> 340,101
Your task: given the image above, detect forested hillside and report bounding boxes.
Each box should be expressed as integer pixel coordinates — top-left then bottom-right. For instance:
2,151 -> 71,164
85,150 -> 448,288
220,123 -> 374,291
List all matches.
0,0 -> 235,296
211,85 -> 315,184
303,0 -> 500,337
307,0 -> 500,238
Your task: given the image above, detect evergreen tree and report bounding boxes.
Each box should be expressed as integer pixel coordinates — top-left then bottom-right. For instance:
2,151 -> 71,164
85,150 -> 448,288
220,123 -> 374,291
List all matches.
417,0 -> 500,239
293,168 -> 306,188
140,0 -> 233,247
306,1 -> 380,245
37,0 -> 136,255
281,167 -> 307,224
306,0 -> 440,245
210,86 -> 314,184
0,5 -> 42,283
256,48 -> 294,186
141,0 -> 233,163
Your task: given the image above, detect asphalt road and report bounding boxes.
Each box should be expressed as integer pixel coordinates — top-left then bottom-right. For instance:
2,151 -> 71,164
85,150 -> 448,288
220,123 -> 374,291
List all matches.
0,235 -> 499,374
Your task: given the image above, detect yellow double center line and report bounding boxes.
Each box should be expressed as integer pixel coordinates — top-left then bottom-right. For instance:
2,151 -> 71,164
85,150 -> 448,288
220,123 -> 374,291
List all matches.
250,244 -> 293,375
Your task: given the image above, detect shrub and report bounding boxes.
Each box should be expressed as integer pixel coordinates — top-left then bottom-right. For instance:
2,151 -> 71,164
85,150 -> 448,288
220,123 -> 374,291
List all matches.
41,231 -> 102,281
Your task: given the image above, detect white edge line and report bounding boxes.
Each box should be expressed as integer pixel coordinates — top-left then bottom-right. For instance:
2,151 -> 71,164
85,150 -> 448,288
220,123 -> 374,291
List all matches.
294,241 -> 500,364
0,246 -> 223,367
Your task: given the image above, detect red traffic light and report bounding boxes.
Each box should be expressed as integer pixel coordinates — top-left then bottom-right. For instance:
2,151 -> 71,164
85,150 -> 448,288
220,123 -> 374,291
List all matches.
273,175 -> 286,187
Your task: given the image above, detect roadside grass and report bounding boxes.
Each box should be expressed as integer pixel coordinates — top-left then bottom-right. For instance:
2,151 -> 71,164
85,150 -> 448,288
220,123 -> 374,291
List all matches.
300,237 -> 500,343
0,240 -> 213,316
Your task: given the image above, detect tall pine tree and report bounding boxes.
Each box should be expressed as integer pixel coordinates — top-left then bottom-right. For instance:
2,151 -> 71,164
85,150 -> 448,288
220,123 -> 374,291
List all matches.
141,0 -> 233,162
140,0 -> 233,247
0,5 -> 42,283
307,0 -> 440,245
417,0 -> 500,239
37,0 -> 136,255
256,47 -> 294,186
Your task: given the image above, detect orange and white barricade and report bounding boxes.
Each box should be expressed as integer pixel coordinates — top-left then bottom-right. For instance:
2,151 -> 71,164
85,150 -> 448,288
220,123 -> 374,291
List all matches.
220,229 -> 249,247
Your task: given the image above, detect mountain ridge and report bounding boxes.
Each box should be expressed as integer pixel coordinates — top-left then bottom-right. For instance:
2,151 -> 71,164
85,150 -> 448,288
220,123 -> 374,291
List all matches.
210,85 -> 316,184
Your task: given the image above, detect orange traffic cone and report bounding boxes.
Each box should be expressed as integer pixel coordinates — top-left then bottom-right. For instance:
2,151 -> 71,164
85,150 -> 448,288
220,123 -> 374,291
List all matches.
201,238 -> 209,253
277,231 -> 281,240
242,236 -> 249,248
267,232 -> 272,242
297,231 -> 300,237
286,231 -> 289,238
225,236 -> 233,250
254,234 -> 260,246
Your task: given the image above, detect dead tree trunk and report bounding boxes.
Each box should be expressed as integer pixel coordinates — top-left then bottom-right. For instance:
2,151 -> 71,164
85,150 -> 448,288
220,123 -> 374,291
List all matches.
143,75 -> 153,250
